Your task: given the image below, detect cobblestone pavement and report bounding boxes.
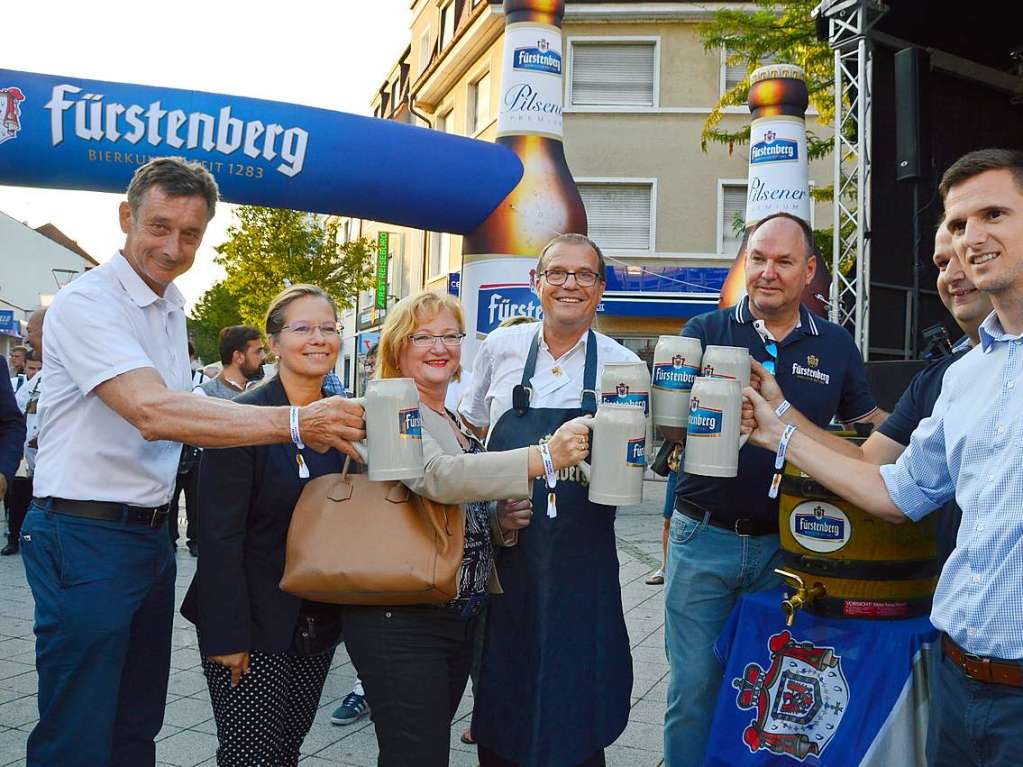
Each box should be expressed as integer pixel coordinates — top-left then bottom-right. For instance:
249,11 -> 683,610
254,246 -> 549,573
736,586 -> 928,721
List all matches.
0,480 -> 669,766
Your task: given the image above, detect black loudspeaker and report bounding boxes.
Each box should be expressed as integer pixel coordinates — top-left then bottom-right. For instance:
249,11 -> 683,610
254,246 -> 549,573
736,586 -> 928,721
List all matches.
894,47 -> 930,181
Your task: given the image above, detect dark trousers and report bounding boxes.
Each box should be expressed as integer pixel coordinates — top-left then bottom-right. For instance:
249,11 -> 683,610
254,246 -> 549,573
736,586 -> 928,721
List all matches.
927,643 -> 1023,767
168,461 -> 199,546
477,745 -> 606,767
21,502 -> 176,766
4,475 -> 32,544
342,604 -> 478,767
202,648 -> 334,767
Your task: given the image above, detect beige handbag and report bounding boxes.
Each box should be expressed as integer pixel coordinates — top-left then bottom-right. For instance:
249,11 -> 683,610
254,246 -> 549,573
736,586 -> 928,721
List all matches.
279,458 -> 464,605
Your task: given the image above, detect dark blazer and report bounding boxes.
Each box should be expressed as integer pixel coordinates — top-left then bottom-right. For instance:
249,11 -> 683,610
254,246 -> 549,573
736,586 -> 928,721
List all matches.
180,375 -> 344,656
0,357 -> 26,486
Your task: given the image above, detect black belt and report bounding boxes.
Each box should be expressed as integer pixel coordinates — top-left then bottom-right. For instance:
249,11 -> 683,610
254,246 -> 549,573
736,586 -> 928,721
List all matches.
37,497 -> 171,528
675,499 -> 777,537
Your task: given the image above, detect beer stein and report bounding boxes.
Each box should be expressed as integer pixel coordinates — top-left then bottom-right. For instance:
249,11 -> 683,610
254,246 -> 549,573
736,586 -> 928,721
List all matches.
578,404 -> 646,506
350,378 -> 425,481
651,336 -> 702,443
683,377 -> 749,478
701,345 -> 751,390
601,361 -> 651,464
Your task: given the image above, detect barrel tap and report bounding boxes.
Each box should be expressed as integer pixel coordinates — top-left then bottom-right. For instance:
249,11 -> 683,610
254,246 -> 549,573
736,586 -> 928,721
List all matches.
775,569 -> 825,626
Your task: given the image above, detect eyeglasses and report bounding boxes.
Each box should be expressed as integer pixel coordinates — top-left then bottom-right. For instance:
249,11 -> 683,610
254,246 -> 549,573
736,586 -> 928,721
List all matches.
762,340 -> 779,376
540,269 -> 601,287
409,333 -> 466,348
280,322 -> 342,338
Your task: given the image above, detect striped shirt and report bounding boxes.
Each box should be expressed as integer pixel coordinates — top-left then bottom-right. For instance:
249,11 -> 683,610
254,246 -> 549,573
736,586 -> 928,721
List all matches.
880,311 -> 1023,659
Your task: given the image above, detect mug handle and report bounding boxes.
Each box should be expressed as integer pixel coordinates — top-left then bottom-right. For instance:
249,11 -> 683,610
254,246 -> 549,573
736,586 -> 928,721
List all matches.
347,397 -> 369,463
574,417 -> 596,481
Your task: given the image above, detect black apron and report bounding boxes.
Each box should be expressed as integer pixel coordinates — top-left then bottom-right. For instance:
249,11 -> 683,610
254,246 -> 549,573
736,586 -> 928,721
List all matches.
472,329 -> 633,767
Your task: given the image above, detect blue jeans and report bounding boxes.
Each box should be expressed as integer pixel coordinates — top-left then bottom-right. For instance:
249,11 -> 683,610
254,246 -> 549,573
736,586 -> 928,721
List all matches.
20,502 -> 176,766
927,645 -> 1023,767
662,511 -> 782,767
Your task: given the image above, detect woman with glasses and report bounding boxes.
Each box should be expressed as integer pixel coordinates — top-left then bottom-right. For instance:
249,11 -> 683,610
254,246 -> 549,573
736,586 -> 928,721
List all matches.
341,291 -> 591,767
181,284 -> 349,767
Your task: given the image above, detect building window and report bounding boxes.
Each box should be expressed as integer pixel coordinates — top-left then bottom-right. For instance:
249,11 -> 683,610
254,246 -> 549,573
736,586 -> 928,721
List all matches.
577,181 -> 654,251
719,183 -> 748,257
419,29 -> 433,73
428,231 -> 451,279
390,80 -> 400,114
722,48 -> 775,93
435,109 -> 452,133
468,71 -> 491,134
439,1 -> 455,52
569,40 -> 657,107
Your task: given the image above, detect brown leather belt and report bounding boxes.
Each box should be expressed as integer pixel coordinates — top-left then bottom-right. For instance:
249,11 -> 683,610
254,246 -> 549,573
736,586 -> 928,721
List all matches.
38,497 -> 171,529
942,634 -> 1023,687
675,499 -> 777,537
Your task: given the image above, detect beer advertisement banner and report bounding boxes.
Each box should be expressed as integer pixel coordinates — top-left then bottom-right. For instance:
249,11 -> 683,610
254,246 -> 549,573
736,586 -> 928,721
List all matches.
0,68 -> 523,234
498,23 -> 564,139
706,589 -> 936,767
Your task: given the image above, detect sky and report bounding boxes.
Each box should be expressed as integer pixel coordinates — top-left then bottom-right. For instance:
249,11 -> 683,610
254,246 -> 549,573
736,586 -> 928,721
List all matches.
1,0 -> 411,308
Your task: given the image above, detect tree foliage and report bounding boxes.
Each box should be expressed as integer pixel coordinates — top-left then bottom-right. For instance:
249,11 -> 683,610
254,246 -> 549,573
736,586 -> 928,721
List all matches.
700,0 -> 834,164
188,206 -> 376,360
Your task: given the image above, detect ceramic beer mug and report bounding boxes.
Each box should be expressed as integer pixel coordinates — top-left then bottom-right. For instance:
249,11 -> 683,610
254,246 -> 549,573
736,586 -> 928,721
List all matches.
577,404 -> 646,506
651,336 -> 703,443
701,345 -> 751,389
350,378 -> 425,481
683,377 -> 749,478
601,361 -> 652,464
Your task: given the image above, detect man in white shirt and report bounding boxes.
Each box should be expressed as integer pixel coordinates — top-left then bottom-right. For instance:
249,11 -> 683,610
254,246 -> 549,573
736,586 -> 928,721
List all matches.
461,234 -> 639,766
22,157 -> 365,767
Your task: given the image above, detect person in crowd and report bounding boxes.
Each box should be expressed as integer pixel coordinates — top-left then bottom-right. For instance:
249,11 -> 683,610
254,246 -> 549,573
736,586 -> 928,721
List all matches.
20,157 -> 365,767
8,346 -> 26,378
170,326 -> 267,556
662,212 -> 885,766
743,148 -> 1023,767
460,233 -> 638,767
181,284 -> 353,766
0,357 -> 26,540
342,291 -> 590,766
5,309 -> 47,557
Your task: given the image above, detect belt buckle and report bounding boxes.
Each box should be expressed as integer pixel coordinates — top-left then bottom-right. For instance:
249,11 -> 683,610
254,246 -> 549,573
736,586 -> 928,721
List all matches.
963,652 -> 992,683
734,518 -> 752,536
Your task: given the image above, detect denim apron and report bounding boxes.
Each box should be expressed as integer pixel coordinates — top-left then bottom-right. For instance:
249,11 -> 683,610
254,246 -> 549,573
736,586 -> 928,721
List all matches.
472,328 -> 633,766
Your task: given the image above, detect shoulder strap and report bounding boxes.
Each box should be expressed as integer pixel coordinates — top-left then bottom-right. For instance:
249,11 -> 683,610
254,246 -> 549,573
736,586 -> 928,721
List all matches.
512,327 -> 543,416
580,329 -> 598,415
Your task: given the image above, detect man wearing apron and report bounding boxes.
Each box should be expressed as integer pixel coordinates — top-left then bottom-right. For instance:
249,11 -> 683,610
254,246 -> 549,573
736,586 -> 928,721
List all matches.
460,234 -> 639,767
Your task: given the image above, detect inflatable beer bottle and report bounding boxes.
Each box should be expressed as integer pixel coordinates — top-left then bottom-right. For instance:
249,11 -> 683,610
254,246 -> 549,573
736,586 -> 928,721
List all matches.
460,0 -> 587,364
717,64 -> 830,315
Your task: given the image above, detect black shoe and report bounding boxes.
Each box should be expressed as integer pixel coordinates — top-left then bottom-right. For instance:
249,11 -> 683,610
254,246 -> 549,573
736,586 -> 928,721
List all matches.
1,543 -> 19,556
187,542 -> 199,557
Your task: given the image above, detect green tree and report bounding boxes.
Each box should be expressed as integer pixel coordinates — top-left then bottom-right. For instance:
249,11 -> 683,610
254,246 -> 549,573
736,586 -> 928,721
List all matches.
213,206 -> 376,329
188,280 -> 243,365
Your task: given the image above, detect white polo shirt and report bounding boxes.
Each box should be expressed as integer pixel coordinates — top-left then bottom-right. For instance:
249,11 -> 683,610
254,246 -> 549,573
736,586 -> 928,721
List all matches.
33,252 -> 191,506
460,322 -> 641,434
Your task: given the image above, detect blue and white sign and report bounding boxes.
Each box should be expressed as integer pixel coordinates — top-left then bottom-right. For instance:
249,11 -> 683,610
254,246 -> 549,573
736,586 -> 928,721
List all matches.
626,437 -> 646,468
688,399 -> 723,438
602,390 -> 650,415
448,272 -> 461,297
0,310 -> 16,335
398,407 -> 422,441
0,68 -> 523,234
750,130 -> 799,164
475,282 -> 544,336
789,502 -> 851,554
653,360 -> 699,392
513,43 -> 563,76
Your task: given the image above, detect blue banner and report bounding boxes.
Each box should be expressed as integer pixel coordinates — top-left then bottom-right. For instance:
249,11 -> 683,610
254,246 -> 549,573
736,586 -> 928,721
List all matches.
0,69 -> 523,234
0,310 -> 16,334
706,589 -> 936,766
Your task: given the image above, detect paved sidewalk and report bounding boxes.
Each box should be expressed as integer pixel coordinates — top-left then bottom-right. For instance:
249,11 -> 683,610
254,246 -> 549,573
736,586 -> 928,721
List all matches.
0,480 -> 669,766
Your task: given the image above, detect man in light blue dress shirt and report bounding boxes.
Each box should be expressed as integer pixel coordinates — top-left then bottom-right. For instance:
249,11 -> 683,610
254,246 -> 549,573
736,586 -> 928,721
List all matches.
744,148 -> 1023,767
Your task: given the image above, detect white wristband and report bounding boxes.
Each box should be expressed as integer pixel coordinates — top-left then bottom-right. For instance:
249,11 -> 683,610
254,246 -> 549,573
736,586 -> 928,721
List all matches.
289,406 -> 305,450
775,399 -> 791,419
775,424 -> 797,470
538,442 -> 557,489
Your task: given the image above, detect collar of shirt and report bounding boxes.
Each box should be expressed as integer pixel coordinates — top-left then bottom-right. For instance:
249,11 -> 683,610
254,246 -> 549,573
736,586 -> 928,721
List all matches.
111,251 -> 186,311
538,323 -> 589,363
734,295 -> 819,342
951,335 -> 973,354
978,310 -> 1023,352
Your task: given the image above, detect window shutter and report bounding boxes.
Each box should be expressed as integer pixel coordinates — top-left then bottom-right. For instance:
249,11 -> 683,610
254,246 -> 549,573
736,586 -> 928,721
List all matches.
721,185 -> 748,256
578,183 -> 652,251
571,42 -> 656,107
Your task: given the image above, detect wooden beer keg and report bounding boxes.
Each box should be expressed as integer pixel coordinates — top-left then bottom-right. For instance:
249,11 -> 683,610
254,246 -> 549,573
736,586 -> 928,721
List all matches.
777,446 -> 939,620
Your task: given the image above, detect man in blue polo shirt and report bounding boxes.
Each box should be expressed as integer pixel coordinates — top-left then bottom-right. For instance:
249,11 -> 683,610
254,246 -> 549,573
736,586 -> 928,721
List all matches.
663,212 -> 884,766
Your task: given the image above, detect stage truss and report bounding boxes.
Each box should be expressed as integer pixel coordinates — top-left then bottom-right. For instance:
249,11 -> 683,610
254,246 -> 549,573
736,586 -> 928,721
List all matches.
818,0 -> 888,357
